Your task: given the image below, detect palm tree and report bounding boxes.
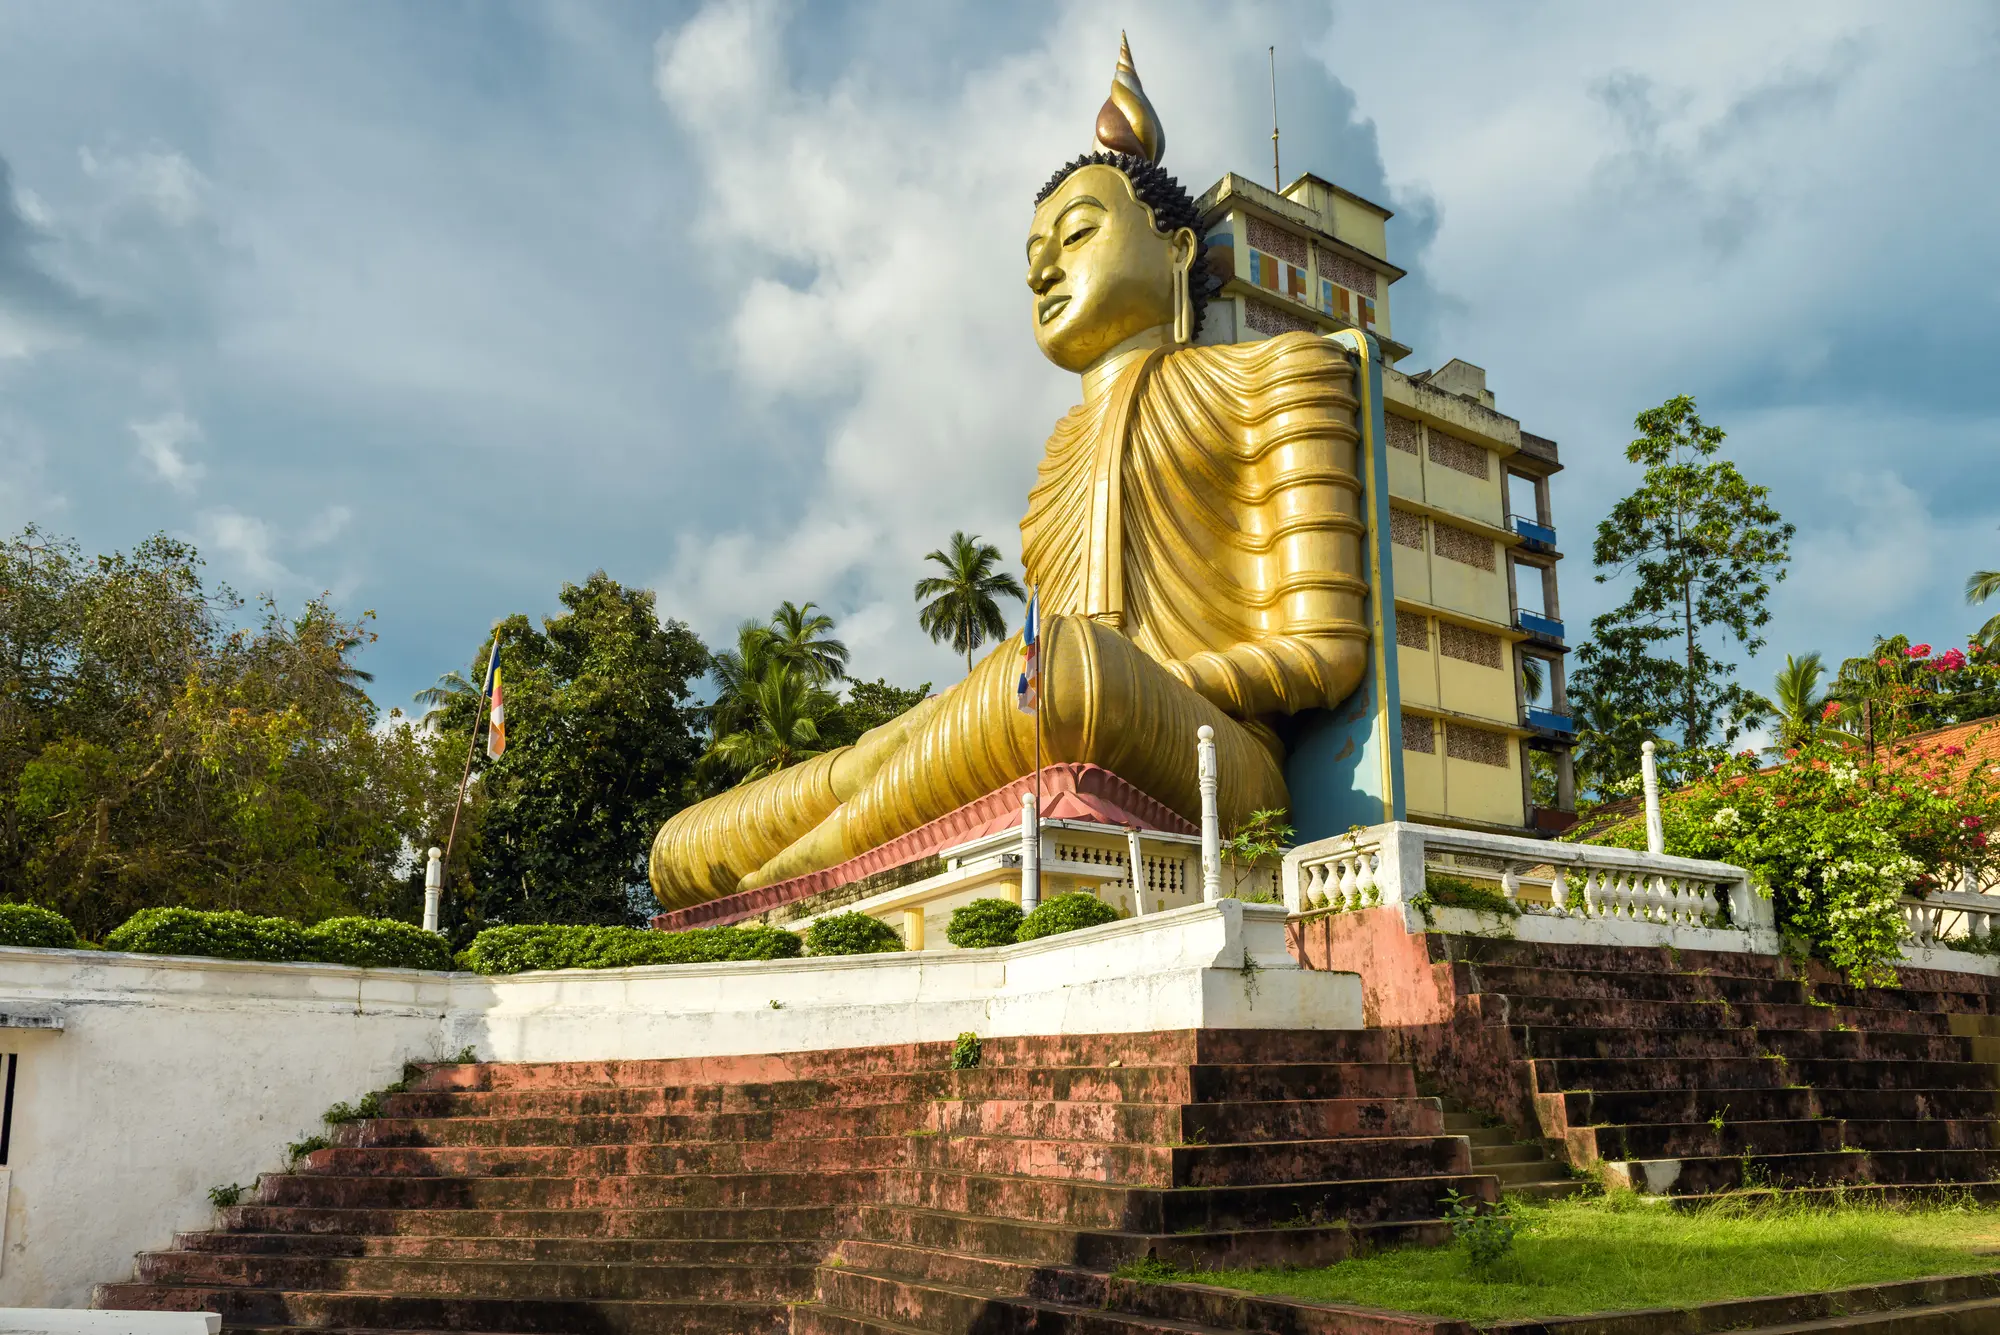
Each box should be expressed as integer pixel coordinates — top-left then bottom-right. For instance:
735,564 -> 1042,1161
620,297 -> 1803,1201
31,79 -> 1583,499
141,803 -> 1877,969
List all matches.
415,638 -> 492,726
914,532 -> 1026,673
767,600 -> 849,685
705,621 -> 776,739
1751,652 -> 1856,752
705,663 -> 830,780
1969,568 -> 2000,649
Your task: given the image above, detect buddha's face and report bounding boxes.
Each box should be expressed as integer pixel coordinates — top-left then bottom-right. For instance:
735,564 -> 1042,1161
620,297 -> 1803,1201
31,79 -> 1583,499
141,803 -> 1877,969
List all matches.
1026,163 -> 1194,372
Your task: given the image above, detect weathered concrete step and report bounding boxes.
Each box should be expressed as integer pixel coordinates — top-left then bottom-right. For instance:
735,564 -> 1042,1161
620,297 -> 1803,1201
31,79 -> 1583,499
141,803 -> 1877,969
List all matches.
1481,1271 -> 2000,1335
90,1285 -> 791,1334
1737,1298 -> 2000,1333
1540,1085 -> 2000,1131
1486,993 -> 1958,1036
1462,960 -> 1999,1015
350,1105 -> 926,1147
129,1253 -> 816,1299
1571,1118 -> 1997,1164
905,1132 -> 1471,1187
929,1096 -> 1446,1145
1509,1025 -> 1971,1063
258,1166 -> 879,1210
1603,1148 -> 2000,1196
1466,1142 -> 1542,1165
386,1062 -> 1421,1120
426,1031 -> 1403,1094
218,1202 -> 839,1240
1482,1160 -> 1571,1187
843,1202 -> 1448,1272
167,1232 -> 825,1264
1528,1056 -> 1996,1094
878,1166 -> 1494,1232
307,1137 -> 911,1177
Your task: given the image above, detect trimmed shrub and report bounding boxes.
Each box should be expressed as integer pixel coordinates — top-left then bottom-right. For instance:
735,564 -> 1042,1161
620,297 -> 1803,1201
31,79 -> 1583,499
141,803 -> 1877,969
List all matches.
1015,892 -> 1119,942
107,907 -> 306,962
458,922 -> 803,976
804,911 -> 905,957
945,898 -> 1024,949
0,903 -> 79,950
302,917 -> 452,971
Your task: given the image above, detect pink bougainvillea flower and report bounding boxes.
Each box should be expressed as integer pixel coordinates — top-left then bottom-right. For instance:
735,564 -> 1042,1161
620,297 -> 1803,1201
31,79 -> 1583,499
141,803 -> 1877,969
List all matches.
1878,657 -> 1895,668
1821,701 -> 1842,720
1907,644 -> 1932,658
1936,649 -> 1967,671
1964,816 -> 1984,829
1977,833 -> 1991,849
1944,745 -> 1966,757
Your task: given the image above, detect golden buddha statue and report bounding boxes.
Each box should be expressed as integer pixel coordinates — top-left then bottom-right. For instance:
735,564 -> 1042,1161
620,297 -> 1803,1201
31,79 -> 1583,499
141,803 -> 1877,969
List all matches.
650,36 -> 1369,909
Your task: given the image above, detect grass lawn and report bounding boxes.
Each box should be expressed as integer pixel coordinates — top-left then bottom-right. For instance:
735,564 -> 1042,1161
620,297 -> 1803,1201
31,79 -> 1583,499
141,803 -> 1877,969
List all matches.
1162,1193 -> 2000,1321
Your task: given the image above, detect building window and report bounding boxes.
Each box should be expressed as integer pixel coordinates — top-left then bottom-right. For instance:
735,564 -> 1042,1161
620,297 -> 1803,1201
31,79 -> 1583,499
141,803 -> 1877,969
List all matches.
1433,522 -> 1495,571
1427,430 -> 1491,480
1389,508 -> 1426,550
1397,614 -> 1431,652
1316,246 -> 1378,298
1438,620 -> 1502,669
1445,723 -> 1510,768
1247,216 -> 1306,265
1385,414 -> 1421,456
1245,299 -> 1316,337
1402,714 -> 1436,754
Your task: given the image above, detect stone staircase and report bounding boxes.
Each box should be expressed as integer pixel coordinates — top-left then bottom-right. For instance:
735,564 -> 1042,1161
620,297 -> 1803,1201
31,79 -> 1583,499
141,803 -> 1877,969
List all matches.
1425,936 -> 2000,1199
1439,1100 -> 1581,1201
95,1029 -> 1490,1334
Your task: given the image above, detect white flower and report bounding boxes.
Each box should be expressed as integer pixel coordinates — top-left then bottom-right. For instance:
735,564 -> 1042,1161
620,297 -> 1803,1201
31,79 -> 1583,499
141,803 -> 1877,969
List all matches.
1711,807 -> 1742,830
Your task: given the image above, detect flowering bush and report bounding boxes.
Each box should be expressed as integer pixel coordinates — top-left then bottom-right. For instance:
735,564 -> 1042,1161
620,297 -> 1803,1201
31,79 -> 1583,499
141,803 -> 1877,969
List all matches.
1834,635 -> 2000,743
1586,732 -> 1999,983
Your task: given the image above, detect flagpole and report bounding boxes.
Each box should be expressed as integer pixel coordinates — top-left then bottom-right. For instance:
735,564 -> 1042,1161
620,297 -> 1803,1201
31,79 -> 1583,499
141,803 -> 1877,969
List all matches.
439,639 -> 497,918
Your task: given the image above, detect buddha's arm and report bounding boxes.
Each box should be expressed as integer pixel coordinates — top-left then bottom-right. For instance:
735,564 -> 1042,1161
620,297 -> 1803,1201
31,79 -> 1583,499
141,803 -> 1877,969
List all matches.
1166,336 -> 1370,718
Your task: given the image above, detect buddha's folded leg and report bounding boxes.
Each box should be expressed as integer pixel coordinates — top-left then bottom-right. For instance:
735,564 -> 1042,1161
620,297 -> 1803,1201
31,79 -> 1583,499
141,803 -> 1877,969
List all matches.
647,693 -> 943,908
743,615 -> 1288,889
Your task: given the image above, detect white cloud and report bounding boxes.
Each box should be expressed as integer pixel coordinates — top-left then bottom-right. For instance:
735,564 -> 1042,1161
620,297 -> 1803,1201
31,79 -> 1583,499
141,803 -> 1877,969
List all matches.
79,146 -> 207,226
196,507 -> 288,586
299,504 -> 353,548
128,410 -> 205,493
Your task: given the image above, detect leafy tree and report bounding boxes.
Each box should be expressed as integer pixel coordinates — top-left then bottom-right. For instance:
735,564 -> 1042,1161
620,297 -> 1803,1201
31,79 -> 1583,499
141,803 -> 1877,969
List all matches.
914,532 -> 1025,673
433,572 -> 709,932
705,663 -> 832,780
1749,652 -> 1856,752
1569,396 -> 1793,794
767,600 -> 849,685
818,677 -> 931,750
1970,567 -> 2000,649
1833,634 -> 2000,747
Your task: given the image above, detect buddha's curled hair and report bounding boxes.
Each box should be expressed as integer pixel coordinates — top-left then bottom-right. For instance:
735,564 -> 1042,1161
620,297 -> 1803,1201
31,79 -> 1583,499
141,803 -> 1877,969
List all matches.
1035,151 -> 1212,342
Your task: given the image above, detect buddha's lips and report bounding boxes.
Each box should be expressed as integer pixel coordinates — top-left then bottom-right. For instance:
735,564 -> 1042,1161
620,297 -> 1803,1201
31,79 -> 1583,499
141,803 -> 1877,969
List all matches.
1037,294 -> 1070,325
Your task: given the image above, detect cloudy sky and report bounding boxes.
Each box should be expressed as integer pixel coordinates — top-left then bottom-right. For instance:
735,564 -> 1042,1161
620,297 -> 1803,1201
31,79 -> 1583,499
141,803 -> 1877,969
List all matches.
2,0 -> 1996,717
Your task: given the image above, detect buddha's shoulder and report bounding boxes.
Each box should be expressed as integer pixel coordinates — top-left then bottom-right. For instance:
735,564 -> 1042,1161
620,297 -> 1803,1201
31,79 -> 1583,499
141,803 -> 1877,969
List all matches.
1167,332 -> 1353,379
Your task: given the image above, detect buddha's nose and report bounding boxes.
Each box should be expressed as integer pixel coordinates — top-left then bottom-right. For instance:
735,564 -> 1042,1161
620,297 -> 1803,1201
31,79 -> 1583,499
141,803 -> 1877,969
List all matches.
1027,260 -> 1061,295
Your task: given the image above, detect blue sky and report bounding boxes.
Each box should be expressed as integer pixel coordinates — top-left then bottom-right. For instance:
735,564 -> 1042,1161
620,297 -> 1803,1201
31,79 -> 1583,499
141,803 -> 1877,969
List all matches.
2,0 -> 1996,720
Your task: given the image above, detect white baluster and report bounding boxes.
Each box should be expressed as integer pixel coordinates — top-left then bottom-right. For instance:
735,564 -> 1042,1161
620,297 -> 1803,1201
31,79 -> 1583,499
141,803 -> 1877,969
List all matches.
1550,865 -> 1571,915
1355,851 -> 1378,903
1336,856 -> 1358,910
1307,863 -> 1328,910
1501,861 -> 1522,903
1582,868 -> 1602,917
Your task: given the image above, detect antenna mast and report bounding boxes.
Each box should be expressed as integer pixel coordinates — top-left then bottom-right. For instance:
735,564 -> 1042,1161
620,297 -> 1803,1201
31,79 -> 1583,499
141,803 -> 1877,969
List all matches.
1269,46 -> 1281,190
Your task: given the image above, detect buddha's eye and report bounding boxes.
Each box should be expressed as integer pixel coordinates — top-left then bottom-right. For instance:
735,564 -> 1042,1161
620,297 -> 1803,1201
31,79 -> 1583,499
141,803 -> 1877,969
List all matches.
1064,224 -> 1097,247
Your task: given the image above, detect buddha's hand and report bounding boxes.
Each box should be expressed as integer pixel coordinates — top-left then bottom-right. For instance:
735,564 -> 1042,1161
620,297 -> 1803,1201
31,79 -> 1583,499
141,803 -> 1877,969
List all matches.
1167,636 -> 1365,720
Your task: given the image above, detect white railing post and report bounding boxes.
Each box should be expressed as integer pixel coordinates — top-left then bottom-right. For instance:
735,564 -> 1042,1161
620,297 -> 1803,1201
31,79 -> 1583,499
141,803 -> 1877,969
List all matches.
1198,725 -> 1222,903
1641,740 -> 1665,857
423,846 -> 444,934
1127,827 -> 1148,916
1020,791 -> 1041,913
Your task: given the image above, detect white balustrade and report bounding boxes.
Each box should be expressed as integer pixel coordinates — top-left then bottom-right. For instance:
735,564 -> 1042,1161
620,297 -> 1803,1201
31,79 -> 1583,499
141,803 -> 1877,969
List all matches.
1901,888 -> 2000,947
1282,821 -> 1771,936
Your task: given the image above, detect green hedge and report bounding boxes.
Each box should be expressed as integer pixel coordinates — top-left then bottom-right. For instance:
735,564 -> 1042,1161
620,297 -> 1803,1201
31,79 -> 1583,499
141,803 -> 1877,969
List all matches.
303,917 -> 454,971
0,903 -> 80,950
1016,892 -> 1119,941
458,922 -> 802,975
945,898 -> 1024,949
107,907 -> 307,961
804,911 -> 905,957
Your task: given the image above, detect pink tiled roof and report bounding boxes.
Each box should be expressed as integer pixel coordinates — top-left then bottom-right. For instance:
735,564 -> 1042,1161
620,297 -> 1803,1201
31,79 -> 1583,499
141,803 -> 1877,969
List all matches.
650,763 -> 1193,932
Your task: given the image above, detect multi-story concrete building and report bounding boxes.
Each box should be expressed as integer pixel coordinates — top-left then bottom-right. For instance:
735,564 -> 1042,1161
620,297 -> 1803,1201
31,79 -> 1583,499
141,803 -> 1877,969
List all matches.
1194,171 -> 1577,835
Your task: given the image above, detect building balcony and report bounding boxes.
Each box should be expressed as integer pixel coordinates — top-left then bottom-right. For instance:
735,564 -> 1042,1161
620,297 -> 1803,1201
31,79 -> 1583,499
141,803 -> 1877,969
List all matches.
1524,705 -> 1576,738
1510,514 -> 1557,553
1516,610 -> 1565,644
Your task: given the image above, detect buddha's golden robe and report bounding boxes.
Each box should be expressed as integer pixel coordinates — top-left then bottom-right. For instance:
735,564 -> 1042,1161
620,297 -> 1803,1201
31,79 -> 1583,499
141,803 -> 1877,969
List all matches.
649,332 -> 1369,908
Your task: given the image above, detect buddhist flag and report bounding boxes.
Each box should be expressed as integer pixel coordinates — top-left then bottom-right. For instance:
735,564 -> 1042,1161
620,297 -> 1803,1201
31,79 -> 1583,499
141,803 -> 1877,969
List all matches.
1016,590 -> 1039,715
482,640 -> 507,759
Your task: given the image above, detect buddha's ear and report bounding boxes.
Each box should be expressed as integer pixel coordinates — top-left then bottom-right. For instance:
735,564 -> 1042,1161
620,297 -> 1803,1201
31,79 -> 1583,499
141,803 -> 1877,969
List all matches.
1169,226 -> 1197,275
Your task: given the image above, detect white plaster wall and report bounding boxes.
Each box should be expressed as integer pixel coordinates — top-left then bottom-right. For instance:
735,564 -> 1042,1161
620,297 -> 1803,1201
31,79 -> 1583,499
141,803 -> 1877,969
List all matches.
0,953 -> 451,1309
0,901 -> 1359,1308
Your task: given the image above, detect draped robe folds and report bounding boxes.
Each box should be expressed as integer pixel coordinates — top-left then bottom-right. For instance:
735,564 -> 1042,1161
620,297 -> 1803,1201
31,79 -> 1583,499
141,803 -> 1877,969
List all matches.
647,332 -> 1371,908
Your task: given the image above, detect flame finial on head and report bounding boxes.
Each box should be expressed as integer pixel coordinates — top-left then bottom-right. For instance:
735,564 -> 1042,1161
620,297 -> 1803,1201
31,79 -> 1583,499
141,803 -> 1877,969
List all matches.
1093,31 -> 1165,165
